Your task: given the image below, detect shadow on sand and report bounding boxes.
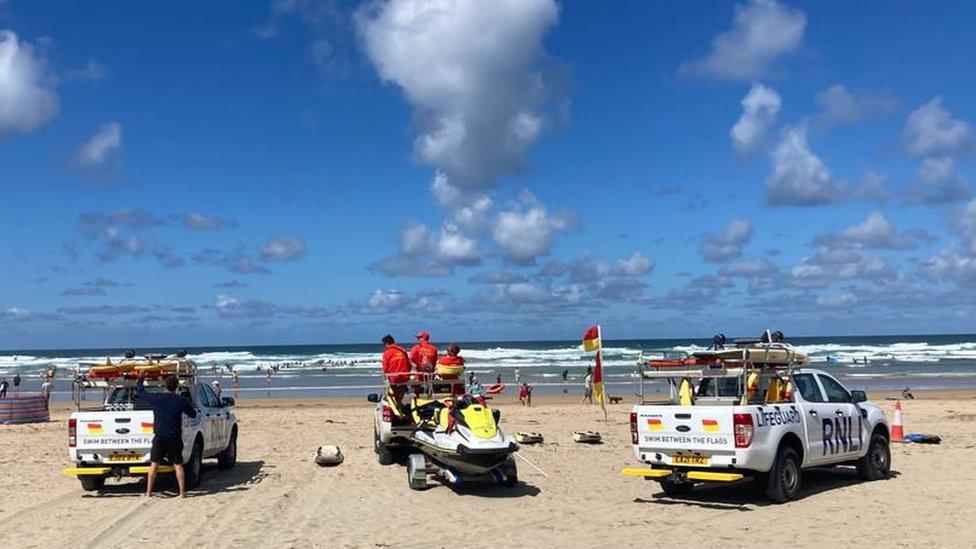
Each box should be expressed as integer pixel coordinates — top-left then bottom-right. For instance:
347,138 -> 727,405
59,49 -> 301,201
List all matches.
83,460 -> 268,499
633,467 -> 901,510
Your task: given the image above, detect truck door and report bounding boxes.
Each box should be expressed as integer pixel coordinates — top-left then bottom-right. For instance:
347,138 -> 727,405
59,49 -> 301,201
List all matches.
816,373 -> 864,461
195,383 -> 217,454
792,372 -> 833,464
200,384 -> 227,451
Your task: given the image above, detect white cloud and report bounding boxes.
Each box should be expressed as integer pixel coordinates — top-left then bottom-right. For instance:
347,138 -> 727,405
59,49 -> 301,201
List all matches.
680,0 -> 805,80
815,292 -> 857,309
76,122 -> 122,168
367,289 -> 406,311
731,83 -> 780,155
435,222 -> 481,264
258,235 -> 307,262
182,212 -> 234,231
356,0 -> 559,189
836,211 -> 911,249
0,30 -> 59,137
903,97 -> 973,159
766,125 -> 839,206
700,218 -> 753,262
617,252 -> 654,276
815,84 -> 897,126
492,192 -> 575,265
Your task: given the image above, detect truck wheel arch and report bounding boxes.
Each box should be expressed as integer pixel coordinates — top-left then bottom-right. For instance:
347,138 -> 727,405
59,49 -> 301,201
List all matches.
871,423 -> 889,441
778,432 -> 804,466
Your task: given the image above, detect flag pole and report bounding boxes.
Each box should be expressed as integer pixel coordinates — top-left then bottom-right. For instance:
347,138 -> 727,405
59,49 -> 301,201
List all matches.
598,324 -> 607,424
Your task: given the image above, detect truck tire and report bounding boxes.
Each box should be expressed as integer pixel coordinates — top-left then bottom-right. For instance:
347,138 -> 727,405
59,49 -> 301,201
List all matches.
501,457 -> 518,487
660,477 -> 694,497
218,429 -> 238,470
374,429 -> 394,465
186,440 -> 203,490
79,476 -> 105,492
856,432 -> 891,481
765,445 -> 801,503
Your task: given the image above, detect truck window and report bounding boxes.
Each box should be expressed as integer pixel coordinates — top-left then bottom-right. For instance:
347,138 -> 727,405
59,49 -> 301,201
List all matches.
818,374 -> 852,404
198,384 -> 219,407
696,377 -> 739,397
793,373 -> 824,403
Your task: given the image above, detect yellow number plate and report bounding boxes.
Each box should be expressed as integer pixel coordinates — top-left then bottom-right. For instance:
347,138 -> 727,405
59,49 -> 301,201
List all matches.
107,454 -> 141,463
672,455 -> 709,466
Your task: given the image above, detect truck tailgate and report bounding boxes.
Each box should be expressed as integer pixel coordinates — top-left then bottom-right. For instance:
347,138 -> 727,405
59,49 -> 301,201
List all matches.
75,411 -> 155,453
635,405 -> 735,452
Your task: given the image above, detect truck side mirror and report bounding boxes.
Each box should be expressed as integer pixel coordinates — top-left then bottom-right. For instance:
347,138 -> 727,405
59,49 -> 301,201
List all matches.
221,396 -> 236,407
850,390 -> 867,403
366,393 -> 380,403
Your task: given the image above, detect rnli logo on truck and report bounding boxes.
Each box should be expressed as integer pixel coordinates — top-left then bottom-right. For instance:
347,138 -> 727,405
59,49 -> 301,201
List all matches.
755,408 -> 801,428
822,415 -> 863,455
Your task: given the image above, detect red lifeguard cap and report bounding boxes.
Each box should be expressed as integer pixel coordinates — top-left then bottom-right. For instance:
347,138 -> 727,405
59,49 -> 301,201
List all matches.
415,331 -> 430,340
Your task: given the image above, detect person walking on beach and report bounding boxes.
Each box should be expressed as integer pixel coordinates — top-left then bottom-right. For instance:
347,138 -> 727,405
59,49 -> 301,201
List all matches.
13,374 -> 21,395
41,378 -> 53,407
231,369 -> 239,400
582,366 -> 594,404
136,374 -> 197,498
519,382 -> 533,406
0,378 -> 7,399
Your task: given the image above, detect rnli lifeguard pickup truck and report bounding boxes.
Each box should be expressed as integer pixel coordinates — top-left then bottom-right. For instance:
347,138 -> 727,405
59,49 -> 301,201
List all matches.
623,333 -> 891,503
63,354 -> 238,492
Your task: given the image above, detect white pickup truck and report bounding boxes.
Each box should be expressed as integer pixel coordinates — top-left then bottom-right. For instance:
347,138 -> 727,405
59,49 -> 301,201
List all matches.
64,378 -> 238,492
624,346 -> 891,503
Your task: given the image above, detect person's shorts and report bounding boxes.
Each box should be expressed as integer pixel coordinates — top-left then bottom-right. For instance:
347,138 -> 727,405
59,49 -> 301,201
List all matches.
150,435 -> 184,464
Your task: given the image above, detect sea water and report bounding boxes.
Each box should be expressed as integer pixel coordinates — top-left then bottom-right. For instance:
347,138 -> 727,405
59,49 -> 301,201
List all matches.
2,334 -> 976,401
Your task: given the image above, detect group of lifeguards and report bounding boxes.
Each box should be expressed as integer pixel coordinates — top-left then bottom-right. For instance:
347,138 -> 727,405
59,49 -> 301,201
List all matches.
381,332 -> 466,403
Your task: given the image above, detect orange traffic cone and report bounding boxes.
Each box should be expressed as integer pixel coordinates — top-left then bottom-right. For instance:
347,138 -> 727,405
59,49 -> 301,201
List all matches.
891,400 -> 905,442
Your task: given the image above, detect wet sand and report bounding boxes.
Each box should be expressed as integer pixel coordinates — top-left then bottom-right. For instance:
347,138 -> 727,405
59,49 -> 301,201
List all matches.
0,390 -> 973,548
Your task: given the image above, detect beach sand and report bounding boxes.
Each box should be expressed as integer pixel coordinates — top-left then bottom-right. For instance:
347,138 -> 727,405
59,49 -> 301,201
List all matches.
0,391 -> 974,548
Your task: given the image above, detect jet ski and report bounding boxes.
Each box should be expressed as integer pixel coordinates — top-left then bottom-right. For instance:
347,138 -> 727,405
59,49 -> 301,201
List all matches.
374,390 -> 519,490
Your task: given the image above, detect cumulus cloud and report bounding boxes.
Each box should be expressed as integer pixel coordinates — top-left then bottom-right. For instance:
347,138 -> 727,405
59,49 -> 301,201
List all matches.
213,294 -> 327,319
259,235 -> 308,262
912,156 -> 970,203
0,30 -> 59,138
75,122 -> 123,171
789,245 -> 893,288
76,208 -> 183,268
182,212 -> 236,231
766,125 -> 839,206
679,0 -> 806,81
731,83 -> 780,154
822,211 -> 916,250
192,249 -> 270,274
60,278 -> 130,297
357,0 -> 559,190
903,97 -> 974,159
492,192 -> 575,265
815,84 -> 897,127
700,218 -> 753,262
617,252 -> 654,276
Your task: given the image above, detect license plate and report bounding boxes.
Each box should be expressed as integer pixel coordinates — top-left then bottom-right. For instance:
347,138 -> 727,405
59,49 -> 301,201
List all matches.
672,455 -> 709,466
107,454 -> 141,463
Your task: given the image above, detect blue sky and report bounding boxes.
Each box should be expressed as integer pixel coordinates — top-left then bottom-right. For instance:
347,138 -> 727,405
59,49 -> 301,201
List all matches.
2,0 -> 976,349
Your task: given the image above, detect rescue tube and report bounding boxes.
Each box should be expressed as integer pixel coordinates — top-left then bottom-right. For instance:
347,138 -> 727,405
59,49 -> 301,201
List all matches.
133,361 -> 185,376
573,431 -> 602,444
435,362 -> 464,377
0,395 -> 50,425
314,445 -> 344,466
486,383 -> 505,395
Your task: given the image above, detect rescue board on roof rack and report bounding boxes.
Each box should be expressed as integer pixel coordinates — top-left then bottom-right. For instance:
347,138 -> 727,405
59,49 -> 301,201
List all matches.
691,347 -> 810,365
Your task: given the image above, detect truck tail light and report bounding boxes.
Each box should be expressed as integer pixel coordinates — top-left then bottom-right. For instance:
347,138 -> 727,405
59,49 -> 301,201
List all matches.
68,418 -> 77,448
381,405 -> 393,423
733,413 -> 754,448
629,412 -> 638,444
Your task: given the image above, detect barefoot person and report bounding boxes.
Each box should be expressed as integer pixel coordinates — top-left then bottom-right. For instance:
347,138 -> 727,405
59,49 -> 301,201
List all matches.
136,374 -> 197,498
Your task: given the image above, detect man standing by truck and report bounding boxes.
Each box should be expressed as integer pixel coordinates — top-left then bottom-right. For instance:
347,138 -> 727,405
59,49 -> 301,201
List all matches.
136,374 -> 197,498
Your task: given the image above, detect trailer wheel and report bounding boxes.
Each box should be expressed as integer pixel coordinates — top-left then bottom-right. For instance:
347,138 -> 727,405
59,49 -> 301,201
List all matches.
501,457 -> 518,487
856,432 -> 890,481
79,476 -> 105,492
186,440 -> 203,490
660,477 -> 693,497
765,445 -> 801,503
407,454 -> 428,490
374,428 -> 394,465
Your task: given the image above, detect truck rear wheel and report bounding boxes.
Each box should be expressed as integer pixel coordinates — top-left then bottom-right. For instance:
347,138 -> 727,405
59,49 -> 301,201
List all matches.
79,476 -> 105,492
186,441 -> 203,490
218,430 -> 237,470
660,477 -> 694,497
374,428 -> 394,465
856,433 -> 890,481
765,445 -> 801,503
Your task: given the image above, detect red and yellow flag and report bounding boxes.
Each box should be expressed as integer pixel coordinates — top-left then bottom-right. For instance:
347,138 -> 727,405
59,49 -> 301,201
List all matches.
582,325 -> 601,352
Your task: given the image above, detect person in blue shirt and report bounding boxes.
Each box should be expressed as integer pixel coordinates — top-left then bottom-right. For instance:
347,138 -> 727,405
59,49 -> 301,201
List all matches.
136,374 -> 197,498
